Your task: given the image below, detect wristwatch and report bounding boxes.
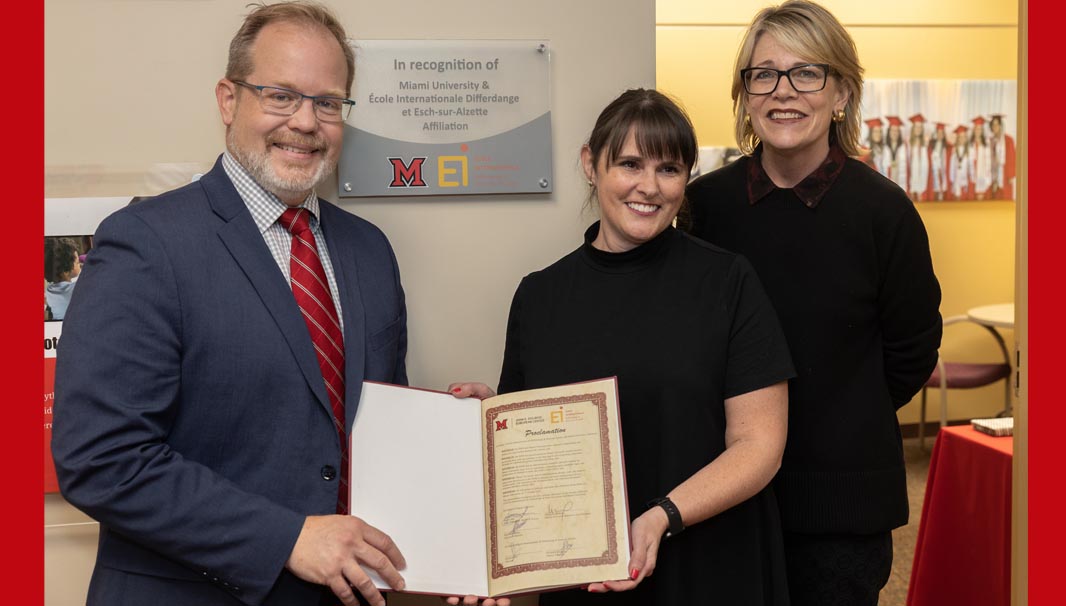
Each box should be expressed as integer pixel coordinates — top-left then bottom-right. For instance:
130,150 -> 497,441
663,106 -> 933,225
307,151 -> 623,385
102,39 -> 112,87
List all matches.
646,496 -> 685,537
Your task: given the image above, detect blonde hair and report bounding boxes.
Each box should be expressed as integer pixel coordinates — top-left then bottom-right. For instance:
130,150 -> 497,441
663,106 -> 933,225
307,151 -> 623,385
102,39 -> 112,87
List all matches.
227,1 -> 355,95
731,0 -> 864,156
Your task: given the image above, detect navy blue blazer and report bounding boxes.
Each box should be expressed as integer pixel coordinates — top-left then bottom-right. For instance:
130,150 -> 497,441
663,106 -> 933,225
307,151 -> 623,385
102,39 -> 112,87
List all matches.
52,157 -> 408,606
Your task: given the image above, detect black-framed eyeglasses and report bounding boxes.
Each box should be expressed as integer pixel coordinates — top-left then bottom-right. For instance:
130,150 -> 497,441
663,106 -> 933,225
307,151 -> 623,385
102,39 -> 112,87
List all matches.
232,80 -> 355,122
740,64 -> 830,95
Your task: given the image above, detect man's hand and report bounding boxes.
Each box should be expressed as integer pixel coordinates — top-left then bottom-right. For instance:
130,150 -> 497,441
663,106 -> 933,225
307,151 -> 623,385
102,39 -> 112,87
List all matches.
286,515 -> 406,606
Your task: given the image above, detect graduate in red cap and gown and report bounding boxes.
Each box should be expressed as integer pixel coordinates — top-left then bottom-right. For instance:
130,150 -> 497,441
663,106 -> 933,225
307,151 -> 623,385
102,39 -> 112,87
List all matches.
970,116 -> 992,199
884,116 -> 907,190
860,117 -> 884,170
907,113 -> 930,201
989,113 -> 1016,199
929,122 -> 950,200
949,125 -> 973,200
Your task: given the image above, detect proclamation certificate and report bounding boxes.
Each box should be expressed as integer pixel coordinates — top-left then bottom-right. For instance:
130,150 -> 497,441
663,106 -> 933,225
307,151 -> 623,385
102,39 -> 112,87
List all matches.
350,378 -> 629,598
482,381 -> 629,594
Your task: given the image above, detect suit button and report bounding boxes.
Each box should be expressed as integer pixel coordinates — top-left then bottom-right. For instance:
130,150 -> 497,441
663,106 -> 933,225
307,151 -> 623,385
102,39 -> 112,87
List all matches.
321,465 -> 337,481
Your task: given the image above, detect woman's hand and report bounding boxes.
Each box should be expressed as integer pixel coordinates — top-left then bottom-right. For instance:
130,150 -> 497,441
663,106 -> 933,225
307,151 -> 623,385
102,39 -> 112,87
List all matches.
447,382 -> 496,399
584,507 -> 669,593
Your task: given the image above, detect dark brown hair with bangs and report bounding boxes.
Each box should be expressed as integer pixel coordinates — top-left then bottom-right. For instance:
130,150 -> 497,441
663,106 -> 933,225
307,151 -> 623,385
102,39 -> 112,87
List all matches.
587,88 -> 697,175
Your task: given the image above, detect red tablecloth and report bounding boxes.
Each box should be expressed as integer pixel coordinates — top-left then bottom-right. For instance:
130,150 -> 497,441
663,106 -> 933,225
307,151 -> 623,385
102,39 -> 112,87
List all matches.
907,425 -> 1013,606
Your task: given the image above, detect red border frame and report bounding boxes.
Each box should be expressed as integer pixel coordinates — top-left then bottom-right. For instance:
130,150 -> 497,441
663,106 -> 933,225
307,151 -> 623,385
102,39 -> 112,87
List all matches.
26,3 -> 1043,605
1028,0 -> 1052,603
17,1 -> 45,603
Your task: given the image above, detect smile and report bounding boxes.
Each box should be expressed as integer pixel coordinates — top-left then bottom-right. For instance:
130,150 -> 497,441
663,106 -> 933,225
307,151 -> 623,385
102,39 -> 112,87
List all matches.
626,202 -> 659,214
274,143 -> 318,155
769,110 -> 804,119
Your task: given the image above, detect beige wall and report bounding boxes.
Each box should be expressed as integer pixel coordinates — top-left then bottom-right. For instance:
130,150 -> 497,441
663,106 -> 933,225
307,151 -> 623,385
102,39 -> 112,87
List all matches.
44,0 -> 655,604
656,0 -> 1020,427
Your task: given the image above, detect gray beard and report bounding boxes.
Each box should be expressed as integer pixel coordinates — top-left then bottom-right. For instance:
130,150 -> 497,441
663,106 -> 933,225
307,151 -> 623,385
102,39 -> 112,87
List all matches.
227,129 -> 334,200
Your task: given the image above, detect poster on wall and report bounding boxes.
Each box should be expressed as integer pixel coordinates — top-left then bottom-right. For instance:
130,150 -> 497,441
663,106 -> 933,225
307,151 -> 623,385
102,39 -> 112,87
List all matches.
860,79 -> 1017,202
44,197 -> 134,493
340,39 -> 553,197
690,146 -> 743,181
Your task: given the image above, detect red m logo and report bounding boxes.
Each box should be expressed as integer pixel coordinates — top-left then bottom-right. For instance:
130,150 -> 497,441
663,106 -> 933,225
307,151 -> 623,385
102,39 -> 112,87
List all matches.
495,419 -> 508,431
388,157 -> 427,188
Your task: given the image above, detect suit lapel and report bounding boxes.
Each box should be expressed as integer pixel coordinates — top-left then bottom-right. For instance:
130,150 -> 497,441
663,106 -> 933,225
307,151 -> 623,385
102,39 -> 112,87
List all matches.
201,162 -> 332,415
318,201 -> 366,432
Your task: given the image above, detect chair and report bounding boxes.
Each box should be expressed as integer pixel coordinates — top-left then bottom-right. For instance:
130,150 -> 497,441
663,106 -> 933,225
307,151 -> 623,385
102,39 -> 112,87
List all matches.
918,315 -> 1012,450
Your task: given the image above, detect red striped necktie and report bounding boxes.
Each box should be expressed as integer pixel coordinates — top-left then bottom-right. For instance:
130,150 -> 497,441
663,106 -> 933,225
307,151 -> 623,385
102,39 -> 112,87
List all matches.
280,207 -> 348,515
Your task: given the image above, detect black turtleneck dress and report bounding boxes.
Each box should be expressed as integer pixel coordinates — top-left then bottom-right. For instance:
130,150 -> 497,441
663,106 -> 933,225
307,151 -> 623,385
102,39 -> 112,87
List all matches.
498,222 -> 796,605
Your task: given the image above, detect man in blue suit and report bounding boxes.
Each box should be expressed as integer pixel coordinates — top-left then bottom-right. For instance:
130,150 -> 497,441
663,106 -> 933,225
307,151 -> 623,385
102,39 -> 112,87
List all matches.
51,3 -> 409,605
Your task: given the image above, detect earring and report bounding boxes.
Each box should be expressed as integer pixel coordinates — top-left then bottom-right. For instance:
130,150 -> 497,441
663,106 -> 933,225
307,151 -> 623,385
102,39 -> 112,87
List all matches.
832,109 -> 846,123
744,114 -> 752,127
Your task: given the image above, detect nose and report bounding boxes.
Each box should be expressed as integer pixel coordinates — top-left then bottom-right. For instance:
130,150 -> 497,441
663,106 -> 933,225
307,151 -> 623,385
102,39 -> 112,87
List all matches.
772,73 -> 799,98
286,97 -> 319,132
635,168 -> 660,198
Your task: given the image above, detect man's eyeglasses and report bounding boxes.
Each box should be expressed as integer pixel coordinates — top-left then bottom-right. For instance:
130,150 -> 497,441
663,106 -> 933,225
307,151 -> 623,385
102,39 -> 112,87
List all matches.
740,64 -> 830,95
232,80 -> 355,122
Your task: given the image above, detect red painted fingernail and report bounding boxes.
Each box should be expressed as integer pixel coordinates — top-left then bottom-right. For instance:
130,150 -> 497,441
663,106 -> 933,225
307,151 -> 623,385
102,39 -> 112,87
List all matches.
630,569 -> 639,580
452,387 -> 461,393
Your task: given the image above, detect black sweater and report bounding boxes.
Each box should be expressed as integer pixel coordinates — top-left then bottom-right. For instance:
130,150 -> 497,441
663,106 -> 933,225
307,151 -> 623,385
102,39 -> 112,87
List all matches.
499,225 -> 796,605
686,152 -> 942,534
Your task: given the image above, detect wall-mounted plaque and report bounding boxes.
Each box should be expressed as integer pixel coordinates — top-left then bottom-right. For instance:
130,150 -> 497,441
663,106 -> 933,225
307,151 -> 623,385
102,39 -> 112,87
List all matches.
340,39 -> 552,197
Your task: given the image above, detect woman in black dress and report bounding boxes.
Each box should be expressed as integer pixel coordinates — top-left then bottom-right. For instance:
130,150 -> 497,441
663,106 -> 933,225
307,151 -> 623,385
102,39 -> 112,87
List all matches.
450,88 -> 795,605
685,2 -> 942,605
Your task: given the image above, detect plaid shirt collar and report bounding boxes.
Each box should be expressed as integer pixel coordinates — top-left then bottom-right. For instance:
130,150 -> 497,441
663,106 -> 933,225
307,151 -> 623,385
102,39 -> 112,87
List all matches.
221,151 -> 320,234
747,141 -> 846,208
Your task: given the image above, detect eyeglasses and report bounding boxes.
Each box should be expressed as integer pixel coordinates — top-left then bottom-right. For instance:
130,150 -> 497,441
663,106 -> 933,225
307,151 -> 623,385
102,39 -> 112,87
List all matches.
740,64 -> 830,95
232,80 -> 355,122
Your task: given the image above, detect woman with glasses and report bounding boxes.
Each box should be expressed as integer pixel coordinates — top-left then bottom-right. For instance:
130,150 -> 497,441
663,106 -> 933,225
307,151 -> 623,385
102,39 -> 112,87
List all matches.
685,2 -> 942,605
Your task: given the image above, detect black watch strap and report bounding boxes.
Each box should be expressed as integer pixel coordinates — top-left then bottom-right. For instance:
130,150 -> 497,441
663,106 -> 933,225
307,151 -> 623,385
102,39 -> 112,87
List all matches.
647,496 -> 685,537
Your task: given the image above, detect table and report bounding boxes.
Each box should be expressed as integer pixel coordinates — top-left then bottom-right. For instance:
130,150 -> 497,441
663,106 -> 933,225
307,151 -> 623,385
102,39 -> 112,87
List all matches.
967,303 -> 1015,329
907,425 -> 1012,606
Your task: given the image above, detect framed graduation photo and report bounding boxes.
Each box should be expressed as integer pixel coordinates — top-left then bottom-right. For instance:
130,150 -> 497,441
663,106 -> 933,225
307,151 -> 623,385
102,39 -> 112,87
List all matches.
860,79 -> 1017,202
